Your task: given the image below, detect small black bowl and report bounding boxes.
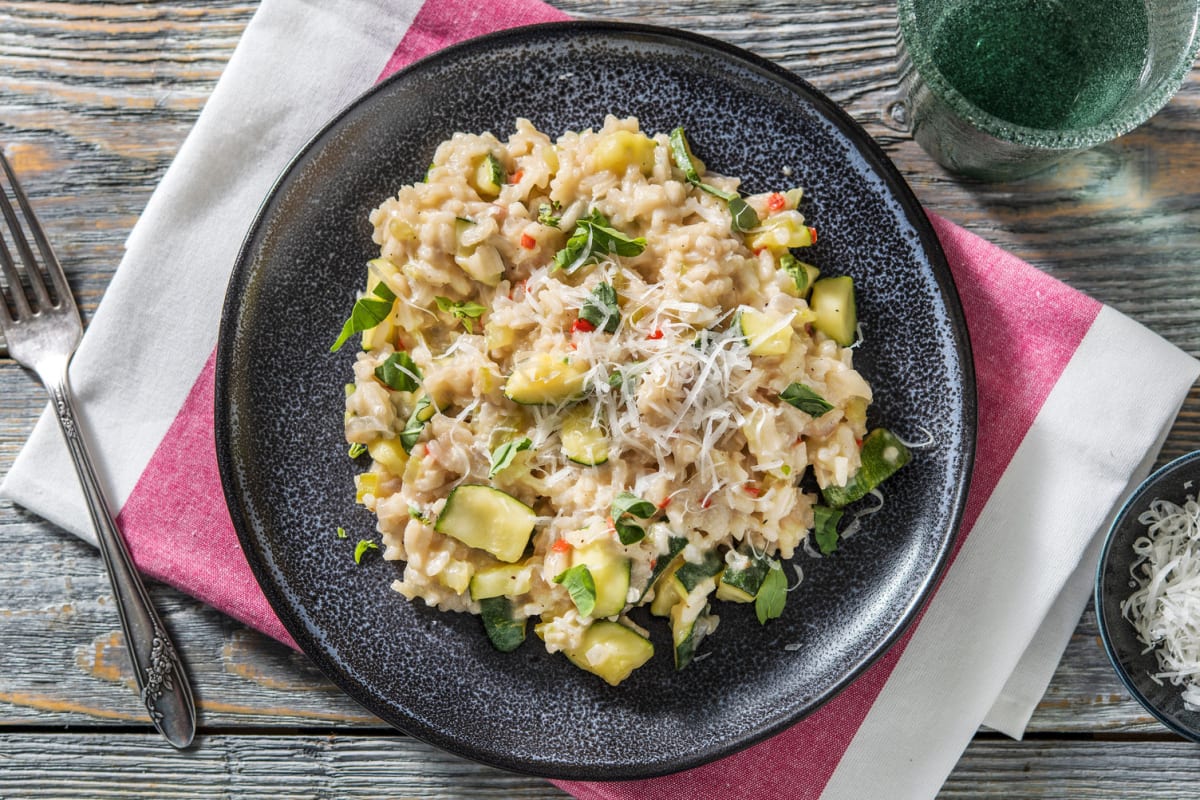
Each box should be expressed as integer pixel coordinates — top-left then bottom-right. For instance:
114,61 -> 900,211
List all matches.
1096,449 -> 1200,741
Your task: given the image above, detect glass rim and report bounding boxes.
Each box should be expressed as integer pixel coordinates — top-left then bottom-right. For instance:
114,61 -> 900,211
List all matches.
897,0 -> 1200,149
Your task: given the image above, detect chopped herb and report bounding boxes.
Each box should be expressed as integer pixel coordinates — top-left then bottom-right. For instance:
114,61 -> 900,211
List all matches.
434,296 -> 487,333
780,382 -> 834,417
408,505 -> 429,523
354,539 -> 379,563
780,253 -> 814,294
374,351 -> 422,392
489,437 -> 532,479
579,282 -> 621,334
400,395 -> 433,453
537,201 -> 562,228
347,442 -> 367,459
755,559 -> 787,624
608,370 -> 624,388
553,564 -> 597,617
553,210 -> 646,274
668,127 -> 760,233
813,505 -> 844,555
612,490 -> 656,545
331,281 -> 396,352
336,526 -> 348,539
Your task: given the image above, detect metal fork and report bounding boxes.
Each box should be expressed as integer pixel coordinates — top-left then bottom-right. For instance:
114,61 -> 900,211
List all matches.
0,150 -> 196,749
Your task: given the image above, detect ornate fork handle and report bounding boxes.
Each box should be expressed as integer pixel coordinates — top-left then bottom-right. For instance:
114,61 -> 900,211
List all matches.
45,357 -> 196,748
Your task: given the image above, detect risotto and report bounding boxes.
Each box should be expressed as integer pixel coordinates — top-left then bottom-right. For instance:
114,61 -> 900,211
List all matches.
336,116 -> 909,685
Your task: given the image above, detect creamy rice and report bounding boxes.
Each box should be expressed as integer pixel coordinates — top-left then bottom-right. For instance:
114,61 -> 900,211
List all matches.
340,116 -> 883,684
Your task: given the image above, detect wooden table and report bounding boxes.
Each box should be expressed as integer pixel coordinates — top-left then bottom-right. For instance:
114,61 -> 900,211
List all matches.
2,1 -> 1198,796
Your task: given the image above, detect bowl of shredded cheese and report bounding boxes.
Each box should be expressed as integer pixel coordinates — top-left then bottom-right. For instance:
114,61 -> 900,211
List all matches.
1096,449 -> 1200,742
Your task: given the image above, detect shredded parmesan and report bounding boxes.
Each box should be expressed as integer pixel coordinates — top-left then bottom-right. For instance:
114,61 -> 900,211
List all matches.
1121,494 -> 1200,709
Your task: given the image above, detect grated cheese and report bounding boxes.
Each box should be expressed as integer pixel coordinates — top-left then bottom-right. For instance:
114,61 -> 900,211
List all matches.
1120,494 -> 1200,709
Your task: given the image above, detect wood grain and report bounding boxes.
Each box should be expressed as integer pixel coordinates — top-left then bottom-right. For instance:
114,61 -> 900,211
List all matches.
2,0 -> 1199,797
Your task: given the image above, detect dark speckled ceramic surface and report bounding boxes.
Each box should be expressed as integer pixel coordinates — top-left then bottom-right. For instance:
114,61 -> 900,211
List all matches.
1097,450 -> 1200,743
215,22 -> 975,780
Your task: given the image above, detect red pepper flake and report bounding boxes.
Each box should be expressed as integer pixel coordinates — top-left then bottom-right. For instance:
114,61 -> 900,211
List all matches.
701,495 -> 713,509
649,558 -> 658,570
766,192 -> 786,213
647,328 -> 664,340
552,538 -> 572,553
606,515 -> 616,530
809,226 -> 818,243
753,247 -> 767,257
657,496 -> 672,511
744,484 -> 762,497
569,342 -> 577,350
572,318 -> 596,333
520,233 -> 537,250
510,169 -> 524,183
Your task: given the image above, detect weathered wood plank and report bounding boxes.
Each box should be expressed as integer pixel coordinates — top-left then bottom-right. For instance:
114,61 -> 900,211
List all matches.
1,733 -> 1200,799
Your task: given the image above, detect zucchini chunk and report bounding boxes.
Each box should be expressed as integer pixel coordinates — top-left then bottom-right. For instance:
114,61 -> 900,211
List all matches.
810,275 -> 857,346
716,548 -> 772,603
479,596 -> 526,653
739,307 -> 793,356
453,218 -> 504,286
670,583 -> 717,670
470,153 -> 505,198
469,562 -> 534,600
504,352 -> 590,404
571,540 -> 632,618
593,130 -> 657,176
434,485 -> 536,563
643,534 -> 688,595
561,405 -> 609,465
670,548 -> 725,599
361,258 -> 399,350
561,620 -> 655,686
820,427 -> 911,509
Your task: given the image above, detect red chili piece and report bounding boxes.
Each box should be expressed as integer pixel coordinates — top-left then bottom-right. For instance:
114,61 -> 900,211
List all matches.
647,328 -> 664,340
510,169 -> 524,183
657,496 -> 672,511
520,233 -> 536,250
572,318 -> 596,333
701,496 -> 713,509
809,226 -> 818,243
744,484 -> 762,497
767,192 -> 786,212
552,538 -> 572,553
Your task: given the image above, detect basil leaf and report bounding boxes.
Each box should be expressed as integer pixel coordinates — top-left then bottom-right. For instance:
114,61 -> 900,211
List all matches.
331,281 -> 396,352
668,127 -> 702,183
579,282 -> 621,334
727,195 -> 761,233
347,442 -> 366,459
374,351 -> 422,392
780,382 -> 834,417
553,564 -> 597,617
615,519 -> 646,546
813,504 -> 844,555
434,296 -> 487,334
489,437 -> 532,479
755,559 -> 787,624
612,490 -> 656,545
400,395 -> 433,453
353,539 -> 379,564
613,491 -> 656,520
553,210 -> 646,274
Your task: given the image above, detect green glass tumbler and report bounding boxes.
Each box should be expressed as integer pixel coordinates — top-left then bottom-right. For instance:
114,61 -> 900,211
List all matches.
891,0 -> 1200,180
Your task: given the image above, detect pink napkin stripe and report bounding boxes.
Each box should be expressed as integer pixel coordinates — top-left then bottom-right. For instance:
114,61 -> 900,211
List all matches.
115,348 -> 295,648
554,217 -> 1102,800
379,0 -> 568,77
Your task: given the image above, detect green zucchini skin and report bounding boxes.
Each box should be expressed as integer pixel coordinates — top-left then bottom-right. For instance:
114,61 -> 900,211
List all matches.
820,427 -> 911,508
479,596 -> 526,653
716,549 -> 772,603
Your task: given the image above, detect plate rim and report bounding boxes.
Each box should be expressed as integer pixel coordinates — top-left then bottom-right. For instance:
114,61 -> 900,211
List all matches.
215,19 -> 977,780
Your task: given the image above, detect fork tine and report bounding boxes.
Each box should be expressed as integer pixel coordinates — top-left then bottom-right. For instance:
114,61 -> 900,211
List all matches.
0,205 -> 32,319
0,150 -> 57,312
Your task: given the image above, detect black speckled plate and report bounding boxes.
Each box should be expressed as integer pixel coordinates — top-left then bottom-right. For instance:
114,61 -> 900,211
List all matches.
1097,450 -> 1200,742
215,22 -> 975,781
